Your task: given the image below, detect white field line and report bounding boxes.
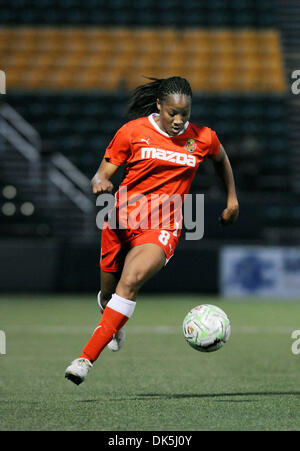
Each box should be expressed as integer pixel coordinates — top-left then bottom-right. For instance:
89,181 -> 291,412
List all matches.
2,325 -> 296,336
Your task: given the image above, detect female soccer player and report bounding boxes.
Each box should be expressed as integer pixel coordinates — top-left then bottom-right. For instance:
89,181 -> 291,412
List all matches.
65,76 -> 239,385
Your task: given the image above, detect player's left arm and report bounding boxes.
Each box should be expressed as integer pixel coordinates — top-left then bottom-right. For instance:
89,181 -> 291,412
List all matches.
211,144 -> 239,226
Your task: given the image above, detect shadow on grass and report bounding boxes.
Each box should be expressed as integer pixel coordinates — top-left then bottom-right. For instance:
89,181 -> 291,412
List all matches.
78,391 -> 300,403
135,391 -> 300,400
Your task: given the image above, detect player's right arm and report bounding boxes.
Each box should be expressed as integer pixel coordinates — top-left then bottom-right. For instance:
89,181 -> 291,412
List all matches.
91,122 -> 131,194
91,159 -> 120,194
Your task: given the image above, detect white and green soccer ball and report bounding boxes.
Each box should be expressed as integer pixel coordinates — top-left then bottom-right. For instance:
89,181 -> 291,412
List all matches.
183,304 -> 231,352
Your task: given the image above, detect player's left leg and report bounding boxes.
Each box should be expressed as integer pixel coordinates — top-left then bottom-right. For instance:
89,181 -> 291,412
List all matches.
98,270 -> 120,310
98,270 -> 126,352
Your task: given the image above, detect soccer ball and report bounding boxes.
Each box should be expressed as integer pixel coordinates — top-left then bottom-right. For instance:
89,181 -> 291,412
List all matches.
183,304 -> 231,352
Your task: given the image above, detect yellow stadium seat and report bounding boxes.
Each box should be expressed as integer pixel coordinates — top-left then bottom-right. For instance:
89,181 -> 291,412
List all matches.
6,68 -> 24,88
4,53 -> 29,69
100,71 -> 123,91
1,27 -> 286,93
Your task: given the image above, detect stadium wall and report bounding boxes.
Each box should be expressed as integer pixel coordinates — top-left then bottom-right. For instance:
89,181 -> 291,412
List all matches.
2,240 -> 299,297
0,239 -> 218,293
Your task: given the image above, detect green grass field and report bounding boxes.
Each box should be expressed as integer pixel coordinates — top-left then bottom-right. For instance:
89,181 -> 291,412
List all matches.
0,293 -> 299,431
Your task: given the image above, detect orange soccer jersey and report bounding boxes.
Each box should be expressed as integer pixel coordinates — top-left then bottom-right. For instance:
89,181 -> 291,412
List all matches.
104,113 -> 220,231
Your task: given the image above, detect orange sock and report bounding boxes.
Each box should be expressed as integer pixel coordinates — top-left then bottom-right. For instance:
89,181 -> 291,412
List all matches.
80,293 -> 136,363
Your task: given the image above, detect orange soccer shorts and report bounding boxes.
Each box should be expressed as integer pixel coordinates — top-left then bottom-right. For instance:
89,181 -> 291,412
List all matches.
100,224 -> 180,272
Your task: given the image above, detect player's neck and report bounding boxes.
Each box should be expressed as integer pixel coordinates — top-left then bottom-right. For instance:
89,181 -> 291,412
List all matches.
150,113 -> 188,137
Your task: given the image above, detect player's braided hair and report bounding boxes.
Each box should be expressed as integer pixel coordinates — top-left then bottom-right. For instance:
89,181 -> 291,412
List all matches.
126,76 -> 193,120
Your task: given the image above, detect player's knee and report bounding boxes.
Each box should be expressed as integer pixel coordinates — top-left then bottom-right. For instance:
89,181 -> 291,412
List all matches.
119,271 -> 145,295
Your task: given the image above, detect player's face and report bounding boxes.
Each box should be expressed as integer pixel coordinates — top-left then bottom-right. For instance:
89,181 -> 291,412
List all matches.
157,94 -> 191,136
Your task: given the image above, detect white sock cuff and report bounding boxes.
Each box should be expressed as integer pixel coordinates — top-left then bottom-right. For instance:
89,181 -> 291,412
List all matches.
97,291 -> 105,312
107,293 -> 136,318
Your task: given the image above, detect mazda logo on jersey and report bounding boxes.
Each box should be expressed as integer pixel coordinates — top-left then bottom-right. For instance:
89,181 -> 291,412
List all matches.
141,147 -> 196,167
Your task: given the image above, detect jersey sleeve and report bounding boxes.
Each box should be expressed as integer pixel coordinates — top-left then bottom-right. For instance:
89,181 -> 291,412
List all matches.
104,124 -> 131,166
208,130 -> 221,158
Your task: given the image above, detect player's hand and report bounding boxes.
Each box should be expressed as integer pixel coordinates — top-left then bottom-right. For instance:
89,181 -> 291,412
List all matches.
91,176 -> 114,194
218,201 -> 239,226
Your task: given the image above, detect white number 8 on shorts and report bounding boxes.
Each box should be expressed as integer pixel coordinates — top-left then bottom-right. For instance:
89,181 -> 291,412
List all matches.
158,230 -> 171,246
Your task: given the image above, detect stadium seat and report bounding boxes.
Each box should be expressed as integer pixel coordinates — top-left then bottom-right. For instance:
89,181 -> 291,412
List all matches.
2,26 -> 287,94
0,0 -> 290,201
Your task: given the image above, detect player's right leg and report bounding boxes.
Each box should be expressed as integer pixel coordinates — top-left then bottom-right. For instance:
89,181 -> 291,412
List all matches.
65,227 -> 127,385
115,243 -> 166,301
65,243 -> 165,385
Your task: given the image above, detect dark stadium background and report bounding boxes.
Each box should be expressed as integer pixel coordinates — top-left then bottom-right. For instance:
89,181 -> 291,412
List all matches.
0,0 -> 298,295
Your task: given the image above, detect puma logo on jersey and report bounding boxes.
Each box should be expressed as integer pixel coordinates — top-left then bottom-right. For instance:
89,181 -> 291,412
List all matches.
141,138 -> 150,145
141,147 -> 196,167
